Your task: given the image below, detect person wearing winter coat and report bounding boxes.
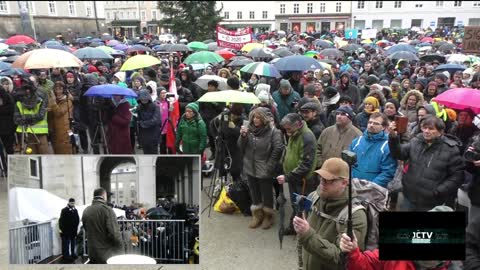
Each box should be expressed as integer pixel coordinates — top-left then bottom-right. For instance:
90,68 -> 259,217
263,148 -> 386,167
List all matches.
64,71 -> 86,151
399,90 -> 425,123
175,78 -> 194,116
388,116 -> 465,211
424,81 -> 439,103
238,107 -> 284,230
466,211 -> 480,270
272,79 -> 301,121
156,87 -> 171,154
48,81 -> 74,154
105,94 -> 132,154
59,198 -> 80,262
350,112 -> 398,188
336,71 -> 360,109
136,89 -> 161,154
299,102 -> 325,140
0,85 -> 15,157
355,96 -> 380,132
175,102 -> 207,154
379,64 -> 396,85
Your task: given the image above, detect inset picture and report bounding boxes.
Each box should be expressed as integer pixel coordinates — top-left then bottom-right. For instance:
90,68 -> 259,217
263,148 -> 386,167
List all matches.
8,155 -> 200,265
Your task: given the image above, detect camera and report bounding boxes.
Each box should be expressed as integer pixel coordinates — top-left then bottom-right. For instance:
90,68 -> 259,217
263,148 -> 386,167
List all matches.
464,136 -> 480,162
341,150 -> 357,166
293,193 -> 313,213
290,98 -> 299,108
166,93 -> 175,99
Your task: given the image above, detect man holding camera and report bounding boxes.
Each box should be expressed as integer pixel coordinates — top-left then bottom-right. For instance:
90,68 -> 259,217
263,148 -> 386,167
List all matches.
272,79 -> 301,121
293,157 -> 367,270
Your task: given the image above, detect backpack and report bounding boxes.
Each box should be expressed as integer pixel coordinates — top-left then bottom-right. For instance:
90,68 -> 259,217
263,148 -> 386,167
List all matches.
227,181 -> 252,216
308,178 -> 388,250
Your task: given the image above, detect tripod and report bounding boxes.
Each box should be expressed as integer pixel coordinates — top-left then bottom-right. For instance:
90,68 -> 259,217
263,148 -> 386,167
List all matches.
91,109 -> 109,154
18,124 -> 41,154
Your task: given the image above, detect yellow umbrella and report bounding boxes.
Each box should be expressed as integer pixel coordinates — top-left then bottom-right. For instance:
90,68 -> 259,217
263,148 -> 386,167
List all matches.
120,55 -> 161,71
241,43 -> 264,53
11,48 -> 82,69
361,39 -> 373,44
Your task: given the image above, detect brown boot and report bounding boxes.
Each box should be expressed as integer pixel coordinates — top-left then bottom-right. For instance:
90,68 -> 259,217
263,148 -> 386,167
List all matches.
261,207 -> 274,230
249,205 -> 264,229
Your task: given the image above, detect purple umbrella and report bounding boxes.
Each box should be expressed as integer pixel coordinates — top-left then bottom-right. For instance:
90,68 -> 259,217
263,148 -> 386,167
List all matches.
84,84 -> 137,98
107,40 -> 121,47
114,44 -> 129,51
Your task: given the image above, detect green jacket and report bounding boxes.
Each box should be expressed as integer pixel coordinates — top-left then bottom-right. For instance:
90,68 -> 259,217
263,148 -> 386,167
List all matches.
175,114 -> 207,154
81,198 -> 123,263
299,188 -> 368,270
37,79 -> 54,97
283,121 -> 318,183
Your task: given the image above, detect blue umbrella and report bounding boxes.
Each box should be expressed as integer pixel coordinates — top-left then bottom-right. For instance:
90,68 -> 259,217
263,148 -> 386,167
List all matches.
385,44 -> 417,55
114,44 -> 129,51
418,42 -> 432,47
91,38 -> 102,43
434,64 -> 466,74
127,44 -> 152,52
273,55 -> 324,71
43,40 -> 62,46
74,47 -> 113,60
76,38 -> 90,44
84,84 -> 137,98
0,68 -> 30,77
0,61 -> 11,70
89,41 -> 105,47
43,44 -> 70,52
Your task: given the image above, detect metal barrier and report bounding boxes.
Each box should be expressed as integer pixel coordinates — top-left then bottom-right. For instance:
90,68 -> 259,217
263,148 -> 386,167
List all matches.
9,221 -> 53,264
83,219 -> 188,263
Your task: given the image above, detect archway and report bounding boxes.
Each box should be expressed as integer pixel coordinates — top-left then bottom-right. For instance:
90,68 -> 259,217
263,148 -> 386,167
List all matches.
98,157 -> 136,206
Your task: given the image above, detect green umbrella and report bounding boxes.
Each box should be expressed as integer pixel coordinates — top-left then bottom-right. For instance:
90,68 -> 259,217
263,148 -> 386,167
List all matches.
97,45 -> 114,54
197,90 -> 260,104
120,55 -> 161,71
304,50 -> 318,58
183,51 -> 225,64
187,41 -> 208,51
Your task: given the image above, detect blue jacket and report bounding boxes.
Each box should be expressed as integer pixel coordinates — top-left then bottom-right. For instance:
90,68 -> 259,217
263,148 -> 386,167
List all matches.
349,130 -> 398,188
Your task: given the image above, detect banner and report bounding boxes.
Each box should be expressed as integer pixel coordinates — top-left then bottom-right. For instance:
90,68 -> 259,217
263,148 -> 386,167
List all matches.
362,29 -> 378,39
216,25 -> 252,50
344,29 -> 358,39
463,26 -> 480,54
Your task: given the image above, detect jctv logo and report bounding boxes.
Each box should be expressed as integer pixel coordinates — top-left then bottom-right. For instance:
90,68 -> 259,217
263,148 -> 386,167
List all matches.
411,231 -> 433,244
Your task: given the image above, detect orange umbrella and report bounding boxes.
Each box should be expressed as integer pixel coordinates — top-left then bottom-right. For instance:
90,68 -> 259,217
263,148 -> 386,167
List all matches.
11,48 -> 82,69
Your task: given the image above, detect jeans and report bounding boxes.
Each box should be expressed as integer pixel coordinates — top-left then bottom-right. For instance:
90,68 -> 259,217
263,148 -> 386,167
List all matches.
247,175 -> 274,209
61,235 -> 76,258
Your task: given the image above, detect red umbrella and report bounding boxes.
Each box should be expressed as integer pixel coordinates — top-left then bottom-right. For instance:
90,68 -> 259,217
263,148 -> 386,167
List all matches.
5,35 -> 36,45
215,49 -> 235,60
421,37 -> 433,43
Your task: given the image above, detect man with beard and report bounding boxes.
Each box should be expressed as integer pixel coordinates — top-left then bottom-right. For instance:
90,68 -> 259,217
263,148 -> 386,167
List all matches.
379,64 -> 396,85
299,102 -> 325,140
360,61 -> 378,77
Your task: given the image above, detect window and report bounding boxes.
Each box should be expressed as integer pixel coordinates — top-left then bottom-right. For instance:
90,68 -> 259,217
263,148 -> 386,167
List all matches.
354,20 -> 366,29
86,2 -> 92,17
262,11 -> 267,19
141,10 -> 146,21
237,11 -> 242,19
224,11 -> 229,19
48,1 -> 56,15
336,2 -> 342,12
280,4 -> 285,14
152,10 -> 157,20
390,19 -> 402,28
118,182 -> 123,189
394,1 -> 401,8
411,19 -> 422,27
474,1 -> 480,7
454,1 -> 462,7
29,158 -> 39,179
320,3 -> 325,13
436,1 -> 443,7
415,4 -> 423,8
469,18 -> 480,25
307,3 -> 313,13
68,1 -> 75,16
375,1 -> 383,8
249,11 -> 254,19
293,3 -> 299,14
357,1 -> 365,9
0,1 -> 9,14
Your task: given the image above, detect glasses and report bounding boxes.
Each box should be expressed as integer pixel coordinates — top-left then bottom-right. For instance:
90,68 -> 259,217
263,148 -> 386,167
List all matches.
368,121 -> 382,126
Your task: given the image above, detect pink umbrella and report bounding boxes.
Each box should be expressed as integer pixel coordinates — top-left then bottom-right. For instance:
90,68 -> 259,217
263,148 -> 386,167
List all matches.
421,37 -> 433,43
434,88 -> 480,114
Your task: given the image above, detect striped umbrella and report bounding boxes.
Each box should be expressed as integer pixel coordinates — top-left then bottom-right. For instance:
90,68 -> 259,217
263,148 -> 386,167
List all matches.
240,62 -> 281,78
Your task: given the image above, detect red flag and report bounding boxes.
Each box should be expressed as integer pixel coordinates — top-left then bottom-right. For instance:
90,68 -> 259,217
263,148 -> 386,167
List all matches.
166,65 -> 180,154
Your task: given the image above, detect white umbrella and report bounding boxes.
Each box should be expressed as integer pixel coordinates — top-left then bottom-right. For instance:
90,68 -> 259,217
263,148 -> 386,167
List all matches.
194,75 -> 229,90
447,54 -> 469,64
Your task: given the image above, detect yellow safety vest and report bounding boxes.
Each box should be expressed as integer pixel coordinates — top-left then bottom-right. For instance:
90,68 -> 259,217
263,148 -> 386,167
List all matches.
16,101 -> 49,134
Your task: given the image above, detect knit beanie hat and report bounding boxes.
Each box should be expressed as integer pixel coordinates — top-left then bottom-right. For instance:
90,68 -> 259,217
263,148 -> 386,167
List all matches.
257,90 -> 270,103
186,102 -> 199,114
336,105 -> 355,120
364,96 -> 380,110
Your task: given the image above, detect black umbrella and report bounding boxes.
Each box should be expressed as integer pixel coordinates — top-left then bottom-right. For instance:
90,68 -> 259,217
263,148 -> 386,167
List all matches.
203,39 -> 215,44
89,41 -> 104,47
319,48 -> 343,58
146,207 -> 172,219
319,58 -> 337,65
438,43 -> 456,52
167,44 -> 192,52
273,47 -> 294,58
153,43 -> 172,52
0,49 -> 20,57
432,41 -> 448,49
340,44 -> 361,52
150,40 -> 161,46
420,54 -> 446,63
385,44 -> 417,55
434,63 -> 466,74
409,40 -> 420,46
314,39 -> 333,49
247,47 -> 276,58
76,38 -> 90,44
227,57 -> 254,67
387,51 -> 419,61
0,68 -> 30,77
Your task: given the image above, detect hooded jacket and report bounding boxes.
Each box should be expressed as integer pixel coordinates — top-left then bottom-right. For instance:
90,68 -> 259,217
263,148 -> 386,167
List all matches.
175,102 -> 207,154
0,87 -> 15,135
272,80 -> 301,120
13,90 -> 48,132
350,130 -> 398,188
399,90 -> 425,123
137,90 -> 161,146
106,98 -> 132,154
48,94 -> 74,154
336,72 -> 360,109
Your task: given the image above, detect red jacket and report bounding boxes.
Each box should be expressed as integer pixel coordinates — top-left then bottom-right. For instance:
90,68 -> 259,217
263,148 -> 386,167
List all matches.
346,248 -> 451,270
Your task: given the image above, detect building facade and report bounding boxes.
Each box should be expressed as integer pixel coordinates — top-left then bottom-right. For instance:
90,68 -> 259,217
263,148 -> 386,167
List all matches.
104,0 -> 166,38
352,1 -> 480,30
217,1 -> 276,33
0,1 -> 106,42
274,1 -> 352,33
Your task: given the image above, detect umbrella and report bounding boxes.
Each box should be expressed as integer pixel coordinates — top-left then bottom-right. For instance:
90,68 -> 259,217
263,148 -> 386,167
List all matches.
304,50 -> 319,58
12,48 -> 82,69
361,39 -> 373,44
418,42 -> 432,47
203,39 -> 215,44
73,47 -> 113,60
179,38 -> 188,44
0,61 -> 11,70
376,40 -> 389,47
385,44 -> 417,55
42,40 -> 62,47
127,44 -> 152,53
153,43 -> 172,52
432,41 -> 448,49
215,49 -> 235,60
89,41 -> 104,47
0,55 -> 19,63
0,49 -> 19,57
0,67 -> 30,77
240,62 -> 281,78
409,40 -> 421,46
227,57 -> 254,67
183,51 -> 225,65
193,75 -> 229,90
420,54 -> 446,63
42,44 -> 70,52
91,38 -> 102,43
107,40 -> 121,47
438,43 -> 456,52
76,38 -> 90,44
146,207 -> 172,219
434,63 -> 466,74
421,37 -> 434,43
319,58 -> 337,65
113,44 -> 129,51
120,54 -> 161,71
0,43 -> 8,51
241,43 -> 264,53
277,187 -> 286,249
187,41 -> 208,51
387,51 -> 419,61
167,44 -> 192,52
5,35 -> 35,45
198,90 -> 260,104
314,39 -> 333,49
247,47 -> 276,58
84,84 -> 137,98
273,47 -> 294,57
447,54 -> 469,64
101,35 -> 113,41
273,55 -> 325,71
150,40 -> 161,46
340,44 -> 362,52
319,48 -> 343,58
418,46 -> 432,53
110,50 -> 126,57
97,45 -> 115,54
435,88 -> 480,114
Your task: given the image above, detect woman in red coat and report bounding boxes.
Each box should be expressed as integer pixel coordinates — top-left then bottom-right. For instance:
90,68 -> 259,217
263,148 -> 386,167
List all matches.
106,94 -> 132,154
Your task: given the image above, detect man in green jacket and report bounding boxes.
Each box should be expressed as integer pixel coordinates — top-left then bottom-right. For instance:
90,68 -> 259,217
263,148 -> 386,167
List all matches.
82,188 -> 123,264
294,158 -> 368,270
